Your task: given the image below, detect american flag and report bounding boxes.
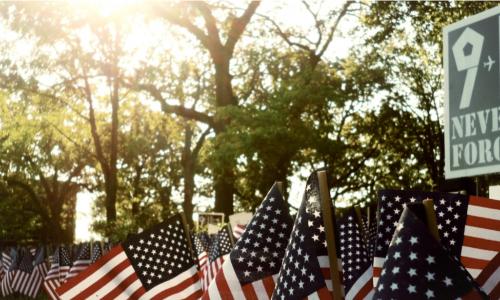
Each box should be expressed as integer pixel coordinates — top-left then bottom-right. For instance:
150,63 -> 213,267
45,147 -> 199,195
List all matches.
232,224 -> 246,241
373,203 -> 487,299
11,249 -> 34,294
59,246 -> 72,283
194,232 -> 209,270
65,243 -> 91,280
338,209 -> 374,300
475,251 -> 500,299
56,213 -> 202,299
272,172 -> 342,299
0,250 -> 10,282
201,225 -> 233,291
373,190 -> 468,285
1,248 -> 18,297
203,183 -> 293,299
43,248 -> 61,300
12,247 -> 47,298
460,195 -> 500,278
91,242 -> 103,263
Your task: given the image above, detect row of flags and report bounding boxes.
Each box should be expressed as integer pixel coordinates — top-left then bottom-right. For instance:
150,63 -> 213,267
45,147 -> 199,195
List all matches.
0,170 -> 498,299
0,242 -> 110,298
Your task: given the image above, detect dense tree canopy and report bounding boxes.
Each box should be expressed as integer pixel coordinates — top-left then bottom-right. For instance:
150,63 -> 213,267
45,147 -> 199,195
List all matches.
0,1 -> 497,242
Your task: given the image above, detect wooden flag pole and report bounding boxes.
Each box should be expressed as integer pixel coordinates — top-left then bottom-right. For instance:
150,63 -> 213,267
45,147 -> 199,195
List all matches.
276,181 -> 284,195
317,171 -> 344,300
423,198 -> 441,243
226,223 -> 235,246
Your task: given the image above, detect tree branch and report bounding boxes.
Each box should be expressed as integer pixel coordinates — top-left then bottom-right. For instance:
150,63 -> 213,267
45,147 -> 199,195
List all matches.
132,82 -> 215,127
225,1 -> 261,55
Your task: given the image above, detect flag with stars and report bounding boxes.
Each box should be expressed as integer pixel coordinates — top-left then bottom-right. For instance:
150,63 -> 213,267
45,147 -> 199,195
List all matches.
338,209 -> 374,300
91,242 -> 103,264
59,246 -> 72,283
43,248 -> 61,300
56,213 -> 202,300
1,247 -> 18,297
475,251 -> 500,299
272,171 -> 342,300
12,247 -> 47,298
373,203 -> 487,299
193,232 -> 210,271
201,224 -> 234,291
65,243 -> 91,280
11,249 -> 34,295
203,183 -> 293,299
373,190 -> 468,285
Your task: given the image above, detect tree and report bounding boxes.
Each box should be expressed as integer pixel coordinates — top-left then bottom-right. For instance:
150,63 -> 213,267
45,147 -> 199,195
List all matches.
0,92 -> 90,243
133,1 -> 261,218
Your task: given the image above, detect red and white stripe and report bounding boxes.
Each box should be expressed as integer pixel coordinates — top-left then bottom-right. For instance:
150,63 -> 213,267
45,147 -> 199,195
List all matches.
0,265 -> 16,297
318,256 -> 344,295
202,255 -> 226,291
345,266 -> 373,300
232,224 -> 246,241
475,251 -> 500,299
198,250 -> 208,271
43,255 -> 61,300
372,257 -> 383,286
202,256 -> 278,299
12,261 -> 47,298
460,196 -> 500,278
56,245 -> 202,300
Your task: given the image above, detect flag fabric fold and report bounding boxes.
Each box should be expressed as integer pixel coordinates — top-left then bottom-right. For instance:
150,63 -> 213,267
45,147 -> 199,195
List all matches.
203,182 -> 293,299
475,251 -> 500,299
338,209 -> 374,300
373,190 -> 469,285
373,203 -> 487,299
272,171 -> 342,300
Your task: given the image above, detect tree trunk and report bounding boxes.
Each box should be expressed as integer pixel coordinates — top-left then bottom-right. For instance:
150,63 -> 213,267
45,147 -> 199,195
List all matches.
214,166 -> 235,219
183,163 -> 195,227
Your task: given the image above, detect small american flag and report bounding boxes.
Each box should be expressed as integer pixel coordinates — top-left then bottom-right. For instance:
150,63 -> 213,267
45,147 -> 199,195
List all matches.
475,251 -> 500,299
338,209 -> 374,300
203,183 -> 293,299
460,196 -> 500,278
193,232 -> 209,271
201,225 -> 233,291
373,203 -> 486,299
373,190 -> 468,285
0,250 -> 11,283
11,249 -> 34,295
232,224 -> 246,241
12,248 -> 47,298
65,243 -> 91,280
91,242 -> 103,263
56,213 -> 202,299
1,248 -> 18,297
43,248 -> 61,300
59,246 -> 72,283
272,171 -> 342,299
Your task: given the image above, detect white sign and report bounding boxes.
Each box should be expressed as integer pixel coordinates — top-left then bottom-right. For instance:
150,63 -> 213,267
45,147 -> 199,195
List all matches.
444,6 -> 500,178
